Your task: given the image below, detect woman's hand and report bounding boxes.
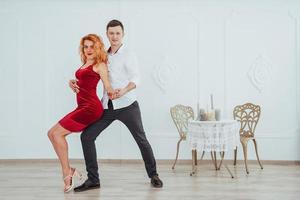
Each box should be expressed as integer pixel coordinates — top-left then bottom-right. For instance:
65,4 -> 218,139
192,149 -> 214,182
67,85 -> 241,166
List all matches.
69,79 -> 79,93
107,88 -> 116,100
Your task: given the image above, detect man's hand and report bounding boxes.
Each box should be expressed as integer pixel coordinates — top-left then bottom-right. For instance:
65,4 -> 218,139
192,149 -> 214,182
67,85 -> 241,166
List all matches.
114,88 -> 127,99
107,88 -> 126,100
69,79 -> 79,93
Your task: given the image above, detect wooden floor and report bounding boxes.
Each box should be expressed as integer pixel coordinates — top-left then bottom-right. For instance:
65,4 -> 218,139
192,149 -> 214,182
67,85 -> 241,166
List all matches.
0,160 -> 299,200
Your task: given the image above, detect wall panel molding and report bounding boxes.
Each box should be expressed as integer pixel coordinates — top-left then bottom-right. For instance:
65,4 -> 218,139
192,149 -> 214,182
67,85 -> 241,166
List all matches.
0,0 -> 299,160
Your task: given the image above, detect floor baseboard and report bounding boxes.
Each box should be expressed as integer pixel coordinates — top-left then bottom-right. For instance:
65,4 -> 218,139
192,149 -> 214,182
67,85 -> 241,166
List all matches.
0,159 -> 299,165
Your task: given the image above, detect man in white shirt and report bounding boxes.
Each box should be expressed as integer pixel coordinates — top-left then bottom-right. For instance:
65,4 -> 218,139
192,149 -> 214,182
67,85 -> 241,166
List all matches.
71,20 -> 163,192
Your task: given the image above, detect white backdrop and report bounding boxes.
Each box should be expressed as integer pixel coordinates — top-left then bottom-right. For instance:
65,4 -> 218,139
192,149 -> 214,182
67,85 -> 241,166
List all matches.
0,0 -> 299,160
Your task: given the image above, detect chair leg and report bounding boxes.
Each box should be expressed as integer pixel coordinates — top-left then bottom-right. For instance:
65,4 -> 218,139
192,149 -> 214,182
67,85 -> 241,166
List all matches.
172,138 -> 183,169
241,138 -> 249,174
219,151 -> 234,178
195,150 -> 198,166
253,139 -> 263,169
200,151 -> 205,160
233,147 -> 237,166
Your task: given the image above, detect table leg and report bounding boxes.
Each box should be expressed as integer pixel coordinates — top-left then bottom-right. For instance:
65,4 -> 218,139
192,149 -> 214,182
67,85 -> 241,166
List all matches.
217,151 -> 225,170
214,151 -> 217,170
210,151 -> 218,170
190,149 -> 197,176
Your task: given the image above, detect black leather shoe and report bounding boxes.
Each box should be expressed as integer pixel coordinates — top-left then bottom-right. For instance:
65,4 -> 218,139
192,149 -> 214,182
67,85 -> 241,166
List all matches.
151,175 -> 163,188
74,179 -> 100,192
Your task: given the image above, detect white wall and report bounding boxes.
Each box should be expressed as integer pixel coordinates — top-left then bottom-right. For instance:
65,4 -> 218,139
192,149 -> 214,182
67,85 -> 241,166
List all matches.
0,0 -> 299,160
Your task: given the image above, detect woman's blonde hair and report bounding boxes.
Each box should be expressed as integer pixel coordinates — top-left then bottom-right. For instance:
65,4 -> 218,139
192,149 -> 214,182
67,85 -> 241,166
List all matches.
79,34 -> 108,65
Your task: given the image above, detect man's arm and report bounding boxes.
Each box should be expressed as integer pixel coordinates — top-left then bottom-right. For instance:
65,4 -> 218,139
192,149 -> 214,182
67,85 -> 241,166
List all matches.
114,82 -> 136,98
115,52 -> 140,98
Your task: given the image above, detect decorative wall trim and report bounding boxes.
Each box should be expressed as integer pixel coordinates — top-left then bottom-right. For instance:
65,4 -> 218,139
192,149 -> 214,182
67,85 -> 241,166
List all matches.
223,10 -> 237,118
152,56 -> 178,93
0,129 -> 298,139
145,129 -> 299,139
288,11 -> 300,135
224,10 -> 300,135
44,15 -> 51,129
247,55 -> 272,93
17,16 -> 23,135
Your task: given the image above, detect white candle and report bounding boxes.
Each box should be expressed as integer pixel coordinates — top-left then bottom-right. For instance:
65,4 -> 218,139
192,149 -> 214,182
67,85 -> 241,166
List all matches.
196,102 -> 200,120
210,94 -> 214,110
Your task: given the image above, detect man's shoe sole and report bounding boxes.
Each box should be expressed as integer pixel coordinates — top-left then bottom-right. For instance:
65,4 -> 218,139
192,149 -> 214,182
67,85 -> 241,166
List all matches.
74,185 -> 100,192
152,184 -> 163,188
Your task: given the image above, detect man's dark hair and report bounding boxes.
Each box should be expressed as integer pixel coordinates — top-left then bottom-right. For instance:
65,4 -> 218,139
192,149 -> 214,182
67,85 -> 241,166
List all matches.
106,19 -> 124,31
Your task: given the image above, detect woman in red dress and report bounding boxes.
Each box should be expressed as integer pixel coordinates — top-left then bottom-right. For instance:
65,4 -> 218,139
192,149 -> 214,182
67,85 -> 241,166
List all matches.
47,34 -> 114,192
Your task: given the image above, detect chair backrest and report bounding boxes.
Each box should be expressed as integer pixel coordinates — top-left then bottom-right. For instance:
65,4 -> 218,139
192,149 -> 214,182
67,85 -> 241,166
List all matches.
170,105 -> 194,139
233,103 -> 261,138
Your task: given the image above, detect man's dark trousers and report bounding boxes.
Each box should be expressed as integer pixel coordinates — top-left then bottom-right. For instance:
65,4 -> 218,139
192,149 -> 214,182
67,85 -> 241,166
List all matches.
80,100 -> 158,183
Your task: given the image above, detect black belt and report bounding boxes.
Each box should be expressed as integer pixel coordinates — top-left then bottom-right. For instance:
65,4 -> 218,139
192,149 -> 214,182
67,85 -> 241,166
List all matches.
108,99 -> 114,110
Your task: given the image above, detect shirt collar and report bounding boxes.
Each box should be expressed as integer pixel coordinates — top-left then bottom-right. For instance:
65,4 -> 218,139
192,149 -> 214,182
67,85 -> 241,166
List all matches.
107,44 -> 124,55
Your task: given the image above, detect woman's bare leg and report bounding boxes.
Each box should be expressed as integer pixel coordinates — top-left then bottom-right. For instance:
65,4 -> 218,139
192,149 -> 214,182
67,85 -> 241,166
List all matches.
47,123 -> 73,183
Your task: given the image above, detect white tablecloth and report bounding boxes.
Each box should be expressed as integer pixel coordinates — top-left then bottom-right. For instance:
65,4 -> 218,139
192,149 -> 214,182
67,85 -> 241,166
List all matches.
188,120 -> 239,152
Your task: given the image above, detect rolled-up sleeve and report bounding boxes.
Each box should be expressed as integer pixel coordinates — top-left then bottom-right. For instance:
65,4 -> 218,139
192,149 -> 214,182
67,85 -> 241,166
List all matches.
125,52 -> 140,87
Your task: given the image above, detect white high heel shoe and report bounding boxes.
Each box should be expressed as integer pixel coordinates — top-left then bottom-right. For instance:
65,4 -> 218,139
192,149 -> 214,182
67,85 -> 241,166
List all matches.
63,167 -> 83,193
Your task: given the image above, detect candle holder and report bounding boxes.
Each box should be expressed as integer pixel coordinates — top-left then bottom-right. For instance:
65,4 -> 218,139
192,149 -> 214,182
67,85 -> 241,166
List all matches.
207,110 -> 216,121
215,109 -> 221,121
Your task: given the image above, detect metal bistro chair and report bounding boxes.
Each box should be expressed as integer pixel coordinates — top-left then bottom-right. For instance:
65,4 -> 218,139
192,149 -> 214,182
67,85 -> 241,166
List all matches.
233,103 -> 264,174
170,105 -> 194,169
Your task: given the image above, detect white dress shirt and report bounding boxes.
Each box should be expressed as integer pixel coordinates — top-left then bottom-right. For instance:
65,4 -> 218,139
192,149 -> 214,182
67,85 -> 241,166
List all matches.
101,44 -> 140,109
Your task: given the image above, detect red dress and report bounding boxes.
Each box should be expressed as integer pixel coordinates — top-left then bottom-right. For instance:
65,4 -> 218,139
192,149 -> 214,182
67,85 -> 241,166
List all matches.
59,64 -> 103,132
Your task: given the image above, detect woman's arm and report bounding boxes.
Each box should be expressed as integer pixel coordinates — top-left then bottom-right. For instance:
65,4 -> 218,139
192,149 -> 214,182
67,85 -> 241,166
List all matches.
95,63 -> 115,99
